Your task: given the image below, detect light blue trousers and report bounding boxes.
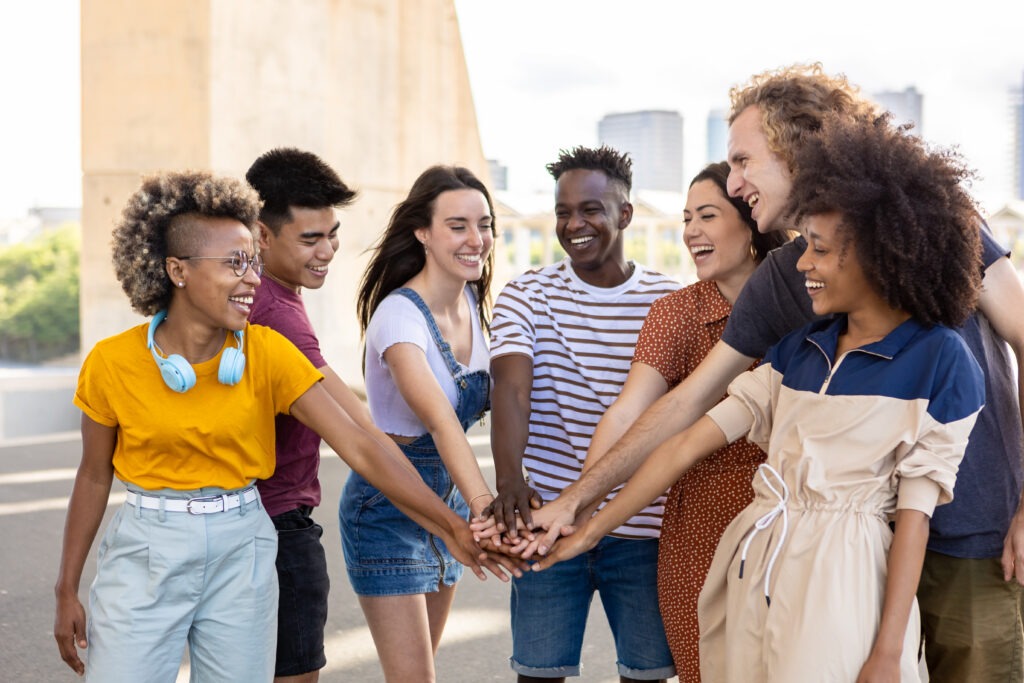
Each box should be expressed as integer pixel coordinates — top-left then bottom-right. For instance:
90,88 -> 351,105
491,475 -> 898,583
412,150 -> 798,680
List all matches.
85,485 -> 279,682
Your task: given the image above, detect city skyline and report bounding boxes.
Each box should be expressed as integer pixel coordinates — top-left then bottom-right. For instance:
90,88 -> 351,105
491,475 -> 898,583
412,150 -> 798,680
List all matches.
1,1 -> 1023,220
455,1 -> 1024,215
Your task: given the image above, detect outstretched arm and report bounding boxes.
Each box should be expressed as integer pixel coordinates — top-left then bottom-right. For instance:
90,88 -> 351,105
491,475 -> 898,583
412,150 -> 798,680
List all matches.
529,415 -> 728,566
318,364 -> 423,480
484,353 -> 542,536
382,343 -> 495,518
54,415 -> 117,675
978,259 -> 1024,586
526,340 -> 754,549
291,383 -> 518,581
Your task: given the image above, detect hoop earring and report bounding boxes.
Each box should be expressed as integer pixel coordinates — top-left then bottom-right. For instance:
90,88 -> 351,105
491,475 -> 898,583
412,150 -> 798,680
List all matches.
749,243 -> 758,262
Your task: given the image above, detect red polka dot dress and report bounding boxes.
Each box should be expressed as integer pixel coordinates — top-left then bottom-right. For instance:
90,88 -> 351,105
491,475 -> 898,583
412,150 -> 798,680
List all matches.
632,280 -> 766,682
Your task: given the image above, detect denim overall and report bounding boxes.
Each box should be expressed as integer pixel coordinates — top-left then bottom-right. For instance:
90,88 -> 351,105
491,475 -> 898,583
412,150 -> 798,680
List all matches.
339,287 -> 490,596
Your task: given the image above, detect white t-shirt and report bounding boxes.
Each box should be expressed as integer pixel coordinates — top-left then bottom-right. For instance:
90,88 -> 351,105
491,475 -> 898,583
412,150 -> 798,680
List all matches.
365,286 -> 489,437
490,259 -> 681,539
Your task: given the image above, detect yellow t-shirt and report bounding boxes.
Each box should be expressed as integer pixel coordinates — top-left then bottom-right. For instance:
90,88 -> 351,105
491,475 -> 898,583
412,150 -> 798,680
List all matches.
74,322 -> 323,490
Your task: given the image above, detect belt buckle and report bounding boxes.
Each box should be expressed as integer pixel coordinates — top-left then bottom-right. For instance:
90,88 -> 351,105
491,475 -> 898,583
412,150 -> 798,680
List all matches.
187,495 -> 224,515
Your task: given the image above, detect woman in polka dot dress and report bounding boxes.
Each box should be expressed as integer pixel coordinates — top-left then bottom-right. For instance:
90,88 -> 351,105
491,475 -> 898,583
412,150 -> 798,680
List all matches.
598,162 -> 789,679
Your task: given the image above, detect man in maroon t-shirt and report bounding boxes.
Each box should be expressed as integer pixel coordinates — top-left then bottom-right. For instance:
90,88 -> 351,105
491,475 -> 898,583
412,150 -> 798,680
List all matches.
246,148 -> 367,683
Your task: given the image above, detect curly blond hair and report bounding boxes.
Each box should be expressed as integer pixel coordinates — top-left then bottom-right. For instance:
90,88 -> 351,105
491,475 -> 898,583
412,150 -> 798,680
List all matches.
729,63 -> 879,172
112,171 -> 261,315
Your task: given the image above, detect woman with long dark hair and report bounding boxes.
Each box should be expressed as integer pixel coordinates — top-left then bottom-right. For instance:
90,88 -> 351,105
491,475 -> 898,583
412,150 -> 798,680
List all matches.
341,165 -> 499,681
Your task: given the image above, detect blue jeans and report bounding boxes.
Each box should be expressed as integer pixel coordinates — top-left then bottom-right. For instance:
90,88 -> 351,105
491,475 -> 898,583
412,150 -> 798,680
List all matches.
510,536 -> 675,679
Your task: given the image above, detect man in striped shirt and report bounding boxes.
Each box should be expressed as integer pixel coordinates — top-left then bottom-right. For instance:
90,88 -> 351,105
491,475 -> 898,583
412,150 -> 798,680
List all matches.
487,146 -> 680,683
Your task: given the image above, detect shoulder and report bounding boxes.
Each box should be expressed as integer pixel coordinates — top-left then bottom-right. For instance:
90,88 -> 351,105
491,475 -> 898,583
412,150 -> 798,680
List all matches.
494,263 -> 568,316
84,323 -> 148,366
979,220 -> 1010,268
913,325 -> 985,422
766,237 -> 805,265
245,322 -> 293,350
371,292 -> 424,323
500,262 -> 569,295
367,292 -> 430,348
249,281 -> 297,325
633,264 -> 682,292
647,281 -> 711,318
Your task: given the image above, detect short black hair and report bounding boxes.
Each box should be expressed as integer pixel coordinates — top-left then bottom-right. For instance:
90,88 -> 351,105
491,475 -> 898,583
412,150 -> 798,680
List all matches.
245,147 -> 356,233
546,145 -> 633,193
788,114 -> 982,328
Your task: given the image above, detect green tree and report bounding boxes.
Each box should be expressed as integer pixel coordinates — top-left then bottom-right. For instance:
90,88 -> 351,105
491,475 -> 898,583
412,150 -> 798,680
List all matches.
0,224 -> 80,362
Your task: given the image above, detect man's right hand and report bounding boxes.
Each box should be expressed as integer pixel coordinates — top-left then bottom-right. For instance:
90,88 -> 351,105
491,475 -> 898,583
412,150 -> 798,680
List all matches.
518,492 -> 583,559
485,477 -> 542,538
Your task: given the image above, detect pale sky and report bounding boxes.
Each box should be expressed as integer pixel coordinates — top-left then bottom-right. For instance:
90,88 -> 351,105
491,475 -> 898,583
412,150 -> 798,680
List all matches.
1,1 -> 1021,219
455,0 -> 1024,214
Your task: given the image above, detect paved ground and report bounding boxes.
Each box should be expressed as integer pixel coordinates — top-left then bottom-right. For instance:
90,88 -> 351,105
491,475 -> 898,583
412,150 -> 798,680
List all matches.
0,428 -> 673,682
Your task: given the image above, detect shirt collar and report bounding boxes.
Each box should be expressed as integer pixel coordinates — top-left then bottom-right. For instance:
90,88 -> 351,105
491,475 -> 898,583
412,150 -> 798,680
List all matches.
805,314 -> 926,361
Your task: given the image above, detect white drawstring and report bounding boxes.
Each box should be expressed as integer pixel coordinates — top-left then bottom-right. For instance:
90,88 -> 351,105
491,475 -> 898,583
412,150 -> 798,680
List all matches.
737,464 -> 790,607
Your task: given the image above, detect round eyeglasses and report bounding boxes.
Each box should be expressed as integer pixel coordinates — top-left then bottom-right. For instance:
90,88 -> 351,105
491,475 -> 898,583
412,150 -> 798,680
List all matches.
173,250 -> 264,277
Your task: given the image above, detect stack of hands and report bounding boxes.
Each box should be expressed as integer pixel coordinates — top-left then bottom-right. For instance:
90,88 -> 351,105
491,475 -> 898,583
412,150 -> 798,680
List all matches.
469,482 -> 593,573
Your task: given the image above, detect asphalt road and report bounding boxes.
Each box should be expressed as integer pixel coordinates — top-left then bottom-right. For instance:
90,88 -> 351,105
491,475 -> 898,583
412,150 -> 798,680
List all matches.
0,428 -> 675,682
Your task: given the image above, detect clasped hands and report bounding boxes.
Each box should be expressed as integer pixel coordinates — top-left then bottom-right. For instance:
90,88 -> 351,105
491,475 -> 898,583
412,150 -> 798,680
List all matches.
470,481 -> 598,570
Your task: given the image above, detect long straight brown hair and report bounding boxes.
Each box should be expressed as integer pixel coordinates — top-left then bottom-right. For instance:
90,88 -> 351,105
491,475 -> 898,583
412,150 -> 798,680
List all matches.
356,165 -> 496,336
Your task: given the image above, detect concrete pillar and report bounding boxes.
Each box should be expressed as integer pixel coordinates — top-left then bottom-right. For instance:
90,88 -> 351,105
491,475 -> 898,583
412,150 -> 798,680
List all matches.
81,0 -> 490,383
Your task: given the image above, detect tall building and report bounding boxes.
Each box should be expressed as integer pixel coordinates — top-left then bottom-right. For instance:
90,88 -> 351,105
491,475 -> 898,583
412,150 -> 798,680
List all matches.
872,86 -> 924,133
1014,77 -> 1024,200
487,159 -> 508,191
598,110 -> 683,192
706,108 -> 728,163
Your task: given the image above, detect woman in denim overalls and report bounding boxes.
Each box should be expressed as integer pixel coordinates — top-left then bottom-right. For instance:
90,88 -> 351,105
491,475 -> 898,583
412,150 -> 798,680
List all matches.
341,165 -> 498,682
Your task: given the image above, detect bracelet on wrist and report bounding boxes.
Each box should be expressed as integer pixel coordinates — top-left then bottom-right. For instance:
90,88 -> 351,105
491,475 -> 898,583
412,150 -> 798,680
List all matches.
469,492 -> 493,507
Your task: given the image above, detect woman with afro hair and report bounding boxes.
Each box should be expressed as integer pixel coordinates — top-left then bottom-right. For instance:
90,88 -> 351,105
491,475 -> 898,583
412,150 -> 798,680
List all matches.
52,171 -> 504,682
531,115 -> 987,682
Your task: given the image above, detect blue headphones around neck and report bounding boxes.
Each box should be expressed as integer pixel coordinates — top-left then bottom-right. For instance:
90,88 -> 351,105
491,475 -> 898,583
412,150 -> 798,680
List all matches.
147,310 -> 246,393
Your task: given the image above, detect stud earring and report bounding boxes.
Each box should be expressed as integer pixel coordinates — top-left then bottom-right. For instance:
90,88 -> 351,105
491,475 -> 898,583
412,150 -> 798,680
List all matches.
177,282 -> 184,288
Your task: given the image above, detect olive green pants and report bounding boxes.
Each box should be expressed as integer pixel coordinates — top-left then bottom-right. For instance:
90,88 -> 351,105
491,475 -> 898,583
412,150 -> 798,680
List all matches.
918,551 -> 1024,683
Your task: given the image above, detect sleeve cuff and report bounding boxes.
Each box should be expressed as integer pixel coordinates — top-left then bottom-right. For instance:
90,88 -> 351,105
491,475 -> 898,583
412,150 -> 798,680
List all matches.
896,476 -> 942,517
706,396 -> 755,444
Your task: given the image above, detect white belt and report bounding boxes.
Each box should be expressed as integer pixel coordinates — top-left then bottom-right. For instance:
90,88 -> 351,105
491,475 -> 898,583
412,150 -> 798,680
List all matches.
738,464 -> 789,607
125,487 -> 258,515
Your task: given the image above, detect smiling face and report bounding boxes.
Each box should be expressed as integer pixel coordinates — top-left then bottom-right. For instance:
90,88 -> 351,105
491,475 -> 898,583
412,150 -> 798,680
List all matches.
796,211 -> 880,317
554,168 -> 631,285
167,216 -> 261,331
726,106 -> 794,234
259,206 -> 339,292
415,188 -> 494,284
683,179 -> 758,302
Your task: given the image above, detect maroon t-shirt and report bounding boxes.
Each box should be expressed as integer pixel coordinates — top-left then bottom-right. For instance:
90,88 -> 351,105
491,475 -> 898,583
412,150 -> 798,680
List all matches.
249,276 -> 326,517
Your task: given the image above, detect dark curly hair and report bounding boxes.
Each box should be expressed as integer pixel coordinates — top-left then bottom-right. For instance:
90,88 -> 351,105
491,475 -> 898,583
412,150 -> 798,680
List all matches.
245,147 -> 357,234
787,114 -> 982,327
729,63 -> 879,173
546,145 -> 633,194
691,161 -> 791,261
356,165 -> 495,335
112,171 -> 261,316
